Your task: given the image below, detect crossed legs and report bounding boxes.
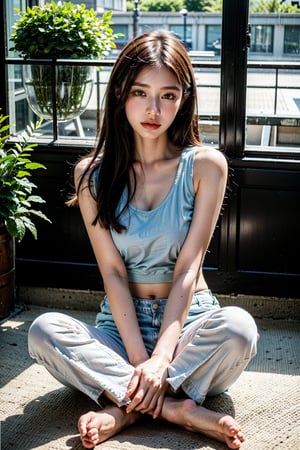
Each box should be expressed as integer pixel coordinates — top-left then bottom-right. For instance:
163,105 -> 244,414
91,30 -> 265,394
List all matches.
28,307 -> 257,449
78,396 -> 245,449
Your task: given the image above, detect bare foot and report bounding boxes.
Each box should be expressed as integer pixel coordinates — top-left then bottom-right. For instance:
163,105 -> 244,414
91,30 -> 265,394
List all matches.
78,406 -> 140,448
161,397 -> 245,449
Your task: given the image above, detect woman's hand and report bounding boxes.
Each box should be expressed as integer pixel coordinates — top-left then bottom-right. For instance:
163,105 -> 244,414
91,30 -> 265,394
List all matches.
125,355 -> 169,418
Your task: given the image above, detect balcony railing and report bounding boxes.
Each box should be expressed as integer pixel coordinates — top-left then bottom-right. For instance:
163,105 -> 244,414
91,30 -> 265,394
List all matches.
5,58 -> 300,149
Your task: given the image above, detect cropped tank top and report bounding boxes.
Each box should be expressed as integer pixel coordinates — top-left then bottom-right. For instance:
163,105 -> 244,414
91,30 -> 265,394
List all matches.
95,146 -> 196,283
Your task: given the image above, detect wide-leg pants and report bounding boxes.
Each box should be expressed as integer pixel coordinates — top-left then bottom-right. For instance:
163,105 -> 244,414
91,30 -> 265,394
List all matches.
28,290 -> 258,407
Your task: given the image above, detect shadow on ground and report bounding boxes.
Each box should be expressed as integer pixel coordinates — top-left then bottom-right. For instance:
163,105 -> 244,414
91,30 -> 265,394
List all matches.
2,386 -> 232,450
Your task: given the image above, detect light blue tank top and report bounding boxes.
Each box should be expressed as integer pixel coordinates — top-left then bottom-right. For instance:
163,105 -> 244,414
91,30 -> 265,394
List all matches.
108,146 -> 196,284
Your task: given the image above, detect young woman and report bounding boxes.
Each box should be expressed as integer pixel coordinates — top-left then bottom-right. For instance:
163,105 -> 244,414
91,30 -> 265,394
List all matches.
28,30 -> 258,449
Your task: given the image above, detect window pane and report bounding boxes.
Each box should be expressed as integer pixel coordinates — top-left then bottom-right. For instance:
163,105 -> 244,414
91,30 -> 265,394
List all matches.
169,25 -> 192,50
196,68 -> 221,146
6,1 -> 27,134
246,67 -> 300,147
6,0 -> 24,55
7,61 -> 115,141
284,25 -> 300,54
206,25 -> 222,55
5,4 -> 222,146
246,13 -> 300,150
112,24 -> 128,48
5,0 -> 116,141
250,25 -> 273,53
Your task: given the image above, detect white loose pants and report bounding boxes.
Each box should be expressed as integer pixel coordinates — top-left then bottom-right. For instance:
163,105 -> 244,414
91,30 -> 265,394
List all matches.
28,291 -> 258,407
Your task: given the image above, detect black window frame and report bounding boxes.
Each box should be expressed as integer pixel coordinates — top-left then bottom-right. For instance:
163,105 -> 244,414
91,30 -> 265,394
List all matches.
219,0 -> 249,157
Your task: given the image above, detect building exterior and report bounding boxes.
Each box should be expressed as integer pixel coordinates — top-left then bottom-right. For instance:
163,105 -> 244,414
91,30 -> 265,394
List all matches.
83,0 -> 126,12
110,12 -> 300,60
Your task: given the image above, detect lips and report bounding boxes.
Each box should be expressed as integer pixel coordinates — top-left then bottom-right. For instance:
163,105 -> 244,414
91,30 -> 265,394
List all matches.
141,121 -> 161,130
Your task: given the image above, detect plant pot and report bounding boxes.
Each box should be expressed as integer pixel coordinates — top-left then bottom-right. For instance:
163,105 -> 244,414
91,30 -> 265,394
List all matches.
23,64 -> 95,122
0,231 -> 15,320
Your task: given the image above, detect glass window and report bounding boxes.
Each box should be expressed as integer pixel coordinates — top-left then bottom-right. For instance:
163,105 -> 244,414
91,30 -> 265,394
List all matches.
5,0 -> 117,141
81,1 -> 96,9
112,25 -> 128,49
169,25 -> 192,51
6,0 -> 25,57
195,68 -> 221,147
284,25 -> 300,54
103,0 -> 125,10
250,25 -> 273,53
50,1 -> 125,12
245,13 -> 299,151
246,66 -> 300,147
205,25 -> 222,55
6,1 -> 28,134
246,64 -> 300,147
4,2 -> 222,145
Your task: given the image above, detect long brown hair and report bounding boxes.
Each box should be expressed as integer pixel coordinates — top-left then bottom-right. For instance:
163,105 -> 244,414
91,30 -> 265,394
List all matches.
72,30 -> 201,232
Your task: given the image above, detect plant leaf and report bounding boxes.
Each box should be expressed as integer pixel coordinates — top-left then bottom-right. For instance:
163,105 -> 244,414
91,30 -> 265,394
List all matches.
0,111 -> 50,241
6,217 -> 26,241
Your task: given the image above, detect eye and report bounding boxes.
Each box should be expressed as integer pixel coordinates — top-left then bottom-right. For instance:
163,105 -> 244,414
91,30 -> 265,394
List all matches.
162,92 -> 177,100
131,89 -> 146,97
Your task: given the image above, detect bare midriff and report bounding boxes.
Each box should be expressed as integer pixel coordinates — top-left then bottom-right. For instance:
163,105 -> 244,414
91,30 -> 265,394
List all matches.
129,271 -> 208,299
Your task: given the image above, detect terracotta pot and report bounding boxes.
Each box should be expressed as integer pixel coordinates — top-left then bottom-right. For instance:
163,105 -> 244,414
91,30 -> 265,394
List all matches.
0,231 -> 15,320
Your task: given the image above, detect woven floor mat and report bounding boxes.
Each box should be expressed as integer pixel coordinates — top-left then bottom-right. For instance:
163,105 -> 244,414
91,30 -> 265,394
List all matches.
1,306 -> 299,450
1,369 -> 299,450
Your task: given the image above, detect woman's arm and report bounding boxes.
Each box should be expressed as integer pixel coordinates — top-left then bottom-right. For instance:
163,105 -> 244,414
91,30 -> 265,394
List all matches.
74,159 -> 149,367
153,146 -> 228,361
126,147 -> 228,417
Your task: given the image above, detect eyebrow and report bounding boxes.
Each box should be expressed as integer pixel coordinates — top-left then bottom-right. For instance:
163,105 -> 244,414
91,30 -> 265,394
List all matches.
132,82 -> 181,91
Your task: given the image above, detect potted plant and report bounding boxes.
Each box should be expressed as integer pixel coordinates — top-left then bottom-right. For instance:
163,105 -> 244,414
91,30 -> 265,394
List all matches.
10,1 -> 119,121
0,111 -> 51,319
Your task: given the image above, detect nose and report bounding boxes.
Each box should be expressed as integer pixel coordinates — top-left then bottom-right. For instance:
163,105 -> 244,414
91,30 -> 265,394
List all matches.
147,97 -> 160,117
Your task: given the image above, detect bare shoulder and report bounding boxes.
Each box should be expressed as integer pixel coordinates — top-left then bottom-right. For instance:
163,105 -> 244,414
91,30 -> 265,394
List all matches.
74,156 -> 98,188
193,146 -> 228,178
194,145 -> 227,167
75,156 -> 93,178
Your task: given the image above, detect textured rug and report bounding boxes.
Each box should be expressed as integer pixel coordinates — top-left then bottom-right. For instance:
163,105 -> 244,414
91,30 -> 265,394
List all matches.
1,306 -> 299,450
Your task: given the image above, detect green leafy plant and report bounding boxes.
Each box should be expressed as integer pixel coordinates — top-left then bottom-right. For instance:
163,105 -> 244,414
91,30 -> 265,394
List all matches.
250,0 -> 300,13
10,1 -> 119,59
0,112 -> 51,241
9,2 -> 121,122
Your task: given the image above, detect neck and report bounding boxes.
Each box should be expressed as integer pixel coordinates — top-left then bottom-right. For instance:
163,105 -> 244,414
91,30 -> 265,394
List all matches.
133,135 -> 177,164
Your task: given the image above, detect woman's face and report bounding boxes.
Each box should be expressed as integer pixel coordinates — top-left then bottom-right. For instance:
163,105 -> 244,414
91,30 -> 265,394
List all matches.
125,65 -> 184,140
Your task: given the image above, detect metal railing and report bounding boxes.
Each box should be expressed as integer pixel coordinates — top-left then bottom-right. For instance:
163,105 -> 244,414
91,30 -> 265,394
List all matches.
5,58 -> 300,144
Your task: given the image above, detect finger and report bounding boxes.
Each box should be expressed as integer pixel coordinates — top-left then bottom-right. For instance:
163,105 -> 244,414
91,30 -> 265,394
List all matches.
139,395 -> 159,415
152,392 -> 165,419
131,383 -> 161,414
144,387 -> 164,415
126,373 -> 140,397
134,389 -> 156,413
126,385 -> 147,413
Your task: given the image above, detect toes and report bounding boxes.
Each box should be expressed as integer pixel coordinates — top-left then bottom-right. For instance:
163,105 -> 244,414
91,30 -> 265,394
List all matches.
87,427 -> 98,438
220,416 -> 242,437
225,431 -> 245,449
237,430 -> 245,442
78,412 -> 100,448
81,436 -> 96,449
228,424 -> 241,435
78,411 -> 95,430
